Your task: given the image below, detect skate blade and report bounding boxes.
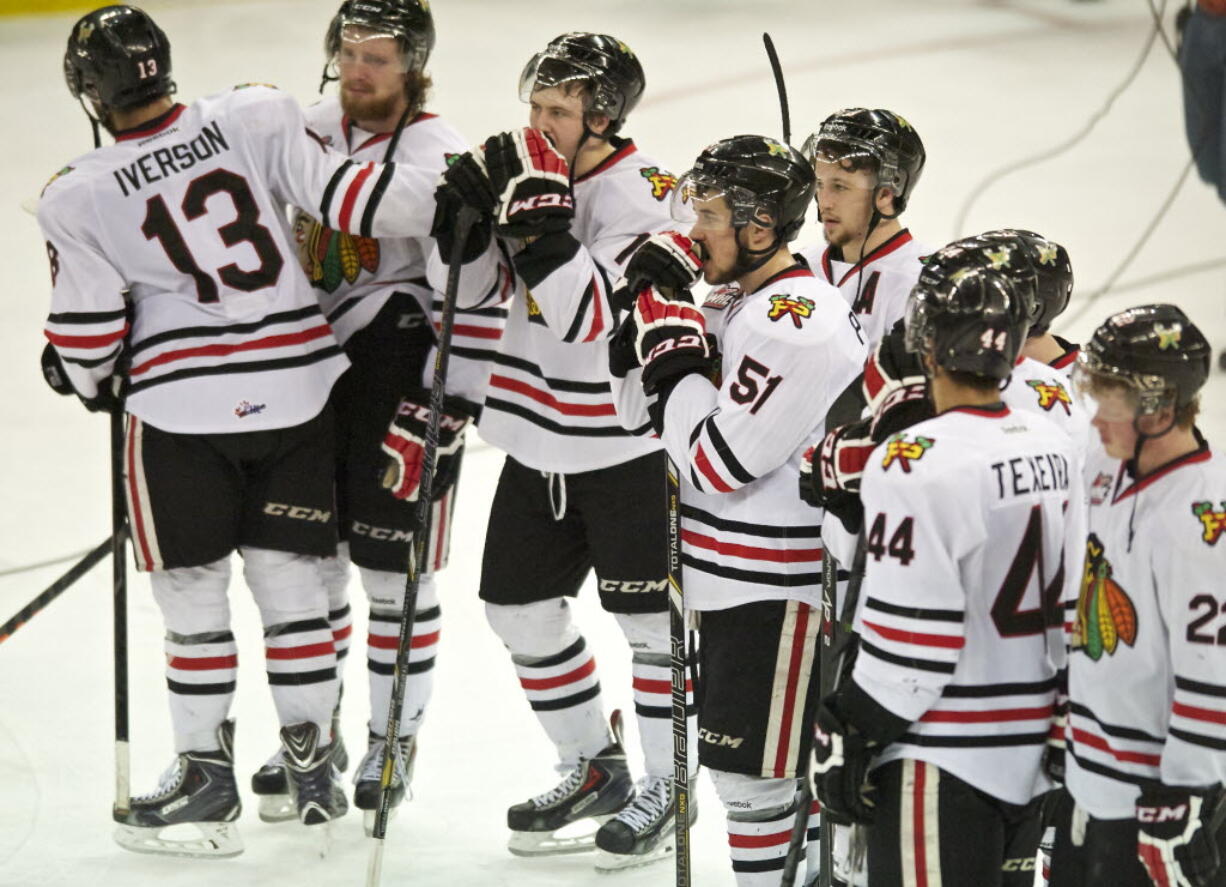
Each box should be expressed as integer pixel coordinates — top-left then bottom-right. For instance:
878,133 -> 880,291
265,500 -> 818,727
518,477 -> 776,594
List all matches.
507,815 -> 612,857
113,821 -> 243,859
257,793 -> 297,823
594,841 -> 675,873
362,805 -> 400,837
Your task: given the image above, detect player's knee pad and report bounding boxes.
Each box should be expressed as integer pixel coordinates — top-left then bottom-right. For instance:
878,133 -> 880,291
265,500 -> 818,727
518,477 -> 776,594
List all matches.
318,540 -> 351,608
613,610 -> 669,661
709,770 -> 798,821
485,598 -> 578,659
150,556 -> 232,634
241,546 -> 328,625
358,566 -> 437,614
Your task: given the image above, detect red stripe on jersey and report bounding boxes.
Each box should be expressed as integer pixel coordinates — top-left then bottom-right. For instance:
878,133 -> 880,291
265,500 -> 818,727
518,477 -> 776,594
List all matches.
773,604 -> 811,776
693,445 -> 734,493
1172,701 -> 1226,725
728,828 -> 793,849
682,530 -> 821,564
129,324 -> 333,376
582,276 -> 605,343
266,641 -> 335,660
488,374 -> 616,417
168,654 -> 237,671
632,677 -> 693,695
125,418 -> 156,570
45,323 -> 130,349
333,625 -> 353,642
519,657 -> 597,691
1071,727 -> 1161,766
450,323 -> 503,340
367,630 -> 442,651
338,162 -> 376,231
913,761 -> 930,887
862,619 -> 965,650
919,705 -> 1053,723
1114,447 -> 1213,502
1050,349 -> 1078,370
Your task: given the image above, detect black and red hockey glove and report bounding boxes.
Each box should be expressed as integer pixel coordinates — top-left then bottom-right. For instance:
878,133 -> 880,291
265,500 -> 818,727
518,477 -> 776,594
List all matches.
482,128 -> 574,239
633,285 -> 711,397
1137,785 -> 1226,887
381,387 -> 475,503
863,319 -> 929,432
799,417 -> 875,532
624,230 -> 703,294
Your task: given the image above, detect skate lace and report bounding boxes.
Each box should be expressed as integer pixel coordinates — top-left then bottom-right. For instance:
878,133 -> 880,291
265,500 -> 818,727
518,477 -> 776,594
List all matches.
531,763 -> 585,808
357,739 -> 401,784
614,776 -> 672,833
133,758 -> 184,803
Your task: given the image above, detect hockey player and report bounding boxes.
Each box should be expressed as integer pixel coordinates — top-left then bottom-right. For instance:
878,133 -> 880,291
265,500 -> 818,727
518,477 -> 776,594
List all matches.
812,255 -> 1074,887
797,108 -> 929,350
429,33 -> 689,870
612,134 -> 867,885
41,4 -> 446,856
1050,305 -> 1226,887
249,0 -> 500,832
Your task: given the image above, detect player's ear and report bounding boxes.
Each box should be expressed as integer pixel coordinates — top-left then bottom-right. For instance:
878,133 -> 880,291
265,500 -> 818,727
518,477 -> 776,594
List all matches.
585,112 -> 611,136
874,186 -> 897,215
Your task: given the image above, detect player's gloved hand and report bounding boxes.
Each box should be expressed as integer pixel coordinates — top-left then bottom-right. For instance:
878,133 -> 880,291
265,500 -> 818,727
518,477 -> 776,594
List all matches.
42,343 -> 122,413
440,149 -> 497,215
799,418 -> 874,531
864,319 -> 927,417
431,181 -> 493,264
608,313 -> 641,380
813,697 -> 879,825
624,231 -> 703,294
381,387 -> 475,502
633,285 -> 711,397
41,342 -> 74,397
481,128 -> 574,239
1137,785 -> 1226,887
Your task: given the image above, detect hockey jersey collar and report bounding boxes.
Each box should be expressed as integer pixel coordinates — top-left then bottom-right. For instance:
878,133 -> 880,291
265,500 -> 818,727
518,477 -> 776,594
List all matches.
1115,430 -> 1211,503
573,137 -> 636,183
114,103 -> 187,143
752,262 -> 813,294
946,403 -> 1010,419
1050,337 -> 1079,370
341,111 -> 437,154
822,228 -> 913,287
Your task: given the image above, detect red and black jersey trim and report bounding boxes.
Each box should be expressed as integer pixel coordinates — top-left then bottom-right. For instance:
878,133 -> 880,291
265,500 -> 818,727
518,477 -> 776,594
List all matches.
562,272 -> 606,344
900,730 -> 1048,748
129,305 -> 324,355
47,307 -> 129,324
859,638 -> 957,674
63,345 -> 122,368
319,160 -> 355,230
703,416 -> 756,485
821,228 -> 913,287
940,678 -> 1057,698
483,397 -> 633,438
1170,726 -> 1226,751
127,345 -> 342,394
1114,436 -> 1211,502
751,262 -> 813,294
681,503 -> 820,539
1069,701 -> 1163,743
115,104 -> 187,142
1067,745 -> 1151,787
482,351 -> 611,393
682,554 -> 820,588
864,596 -> 964,624
1176,676 -> 1226,697
573,137 -> 637,183
360,163 -> 397,238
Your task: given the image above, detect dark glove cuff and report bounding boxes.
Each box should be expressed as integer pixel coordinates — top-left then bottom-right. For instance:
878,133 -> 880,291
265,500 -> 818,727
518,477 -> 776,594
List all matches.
510,230 -> 582,288
837,678 -> 912,747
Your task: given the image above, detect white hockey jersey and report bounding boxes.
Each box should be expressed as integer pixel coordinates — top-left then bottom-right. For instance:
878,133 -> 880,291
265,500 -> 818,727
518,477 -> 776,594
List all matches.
798,228 -> 929,349
853,404 -> 1074,805
1065,437 -> 1226,819
40,85 -> 439,434
615,265 -> 866,611
434,140 -> 676,473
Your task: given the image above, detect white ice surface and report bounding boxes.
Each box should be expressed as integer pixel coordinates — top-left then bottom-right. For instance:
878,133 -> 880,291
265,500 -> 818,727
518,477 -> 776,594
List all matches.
1,0 -> 1224,885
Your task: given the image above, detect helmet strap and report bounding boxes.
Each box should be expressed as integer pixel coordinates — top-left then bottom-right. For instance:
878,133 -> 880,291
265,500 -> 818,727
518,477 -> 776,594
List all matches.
731,225 -> 782,278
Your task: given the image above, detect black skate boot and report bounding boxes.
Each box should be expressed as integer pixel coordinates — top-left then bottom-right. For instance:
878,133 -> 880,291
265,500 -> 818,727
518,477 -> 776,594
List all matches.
281,721 -> 349,827
594,774 -> 697,871
252,703 -> 347,822
113,719 -> 243,859
506,710 -> 635,857
353,731 -> 417,835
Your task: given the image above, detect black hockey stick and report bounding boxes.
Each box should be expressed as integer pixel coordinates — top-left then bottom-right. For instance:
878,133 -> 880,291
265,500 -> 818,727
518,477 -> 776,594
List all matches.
666,454 -> 692,887
111,405 -> 132,816
762,33 -> 791,145
366,204 -> 479,887
0,536 -> 111,644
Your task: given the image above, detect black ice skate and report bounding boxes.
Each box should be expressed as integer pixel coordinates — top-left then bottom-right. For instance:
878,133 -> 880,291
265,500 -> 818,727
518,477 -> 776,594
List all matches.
506,710 -> 635,857
281,721 -> 349,827
353,732 -> 418,835
252,706 -> 347,822
112,719 -> 243,859
594,774 -> 697,872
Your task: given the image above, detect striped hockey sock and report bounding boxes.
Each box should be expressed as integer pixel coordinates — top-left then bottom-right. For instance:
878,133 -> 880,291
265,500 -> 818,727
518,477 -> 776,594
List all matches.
366,603 -> 441,736
165,628 -> 238,753
513,636 -> 607,765
264,617 -> 338,736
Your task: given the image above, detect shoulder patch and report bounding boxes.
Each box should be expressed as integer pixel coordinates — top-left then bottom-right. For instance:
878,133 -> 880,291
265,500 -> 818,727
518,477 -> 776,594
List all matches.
1026,378 -> 1072,415
881,433 -> 935,473
1088,471 -> 1113,506
703,287 -> 737,311
233,82 -> 279,91
1072,533 -> 1137,660
766,293 -> 814,329
41,165 -> 75,196
639,166 -> 676,201
1192,501 -> 1226,546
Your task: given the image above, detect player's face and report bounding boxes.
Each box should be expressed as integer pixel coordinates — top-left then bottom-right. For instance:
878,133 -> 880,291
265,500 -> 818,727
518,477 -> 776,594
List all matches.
1088,387 -> 1140,458
814,160 -> 879,249
687,196 -> 739,285
529,86 -> 588,166
337,29 -> 408,122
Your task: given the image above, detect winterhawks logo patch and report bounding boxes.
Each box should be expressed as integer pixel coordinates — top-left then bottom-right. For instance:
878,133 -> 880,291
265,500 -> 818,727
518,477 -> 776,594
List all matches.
1192,501 -> 1226,546
235,400 -> 266,418
767,294 -> 814,329
293,212 -> 379,293
1027,379 -> 1072,415
881,434 -> 934,473
1073,533 -> 1137,661
640,167 -> 677,201
41,165 -> 74,196
1089,471 -> 1113,506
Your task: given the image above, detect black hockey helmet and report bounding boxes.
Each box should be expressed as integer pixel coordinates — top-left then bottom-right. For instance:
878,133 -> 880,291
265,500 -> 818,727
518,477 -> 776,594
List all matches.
801,108 -> 925,216
1077,304 -> 1210,415
63,5 -> 174,112
674,135 -> 816,243
977,229 -> 1073,336
943,233 -> 1042,331
905,244 -> 1031,381
324,0 -> 435,73
519,33 -> 645,134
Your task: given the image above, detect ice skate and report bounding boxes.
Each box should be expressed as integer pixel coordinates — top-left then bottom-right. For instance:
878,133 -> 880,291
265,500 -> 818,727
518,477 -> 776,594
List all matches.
112,719 -> 243,859
594,774 -> 696,872
354,732 -> 417,835
252,707 -> 347,822
281,722 -> 349,831
507,710 -> 634,857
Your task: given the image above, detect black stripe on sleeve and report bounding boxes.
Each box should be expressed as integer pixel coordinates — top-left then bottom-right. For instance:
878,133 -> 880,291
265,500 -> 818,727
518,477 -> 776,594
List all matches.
900,731 -> 1049,749
562,278 -> 595,343
47,308 -> 129,324
614,233 -> 650,267
1067,747 -> 1149,787
681,503 -> 820,539
482,397 -> 632,438
319,160 -> 355,230
681,554 -> 820,588
1069,702 -> 1163,743
703,416 -> 756,485
359,161 -> 396,238
63,345 -> 122,368
129,305 -> 323,355
864,596 -> 964,623
859,639 -> 957,674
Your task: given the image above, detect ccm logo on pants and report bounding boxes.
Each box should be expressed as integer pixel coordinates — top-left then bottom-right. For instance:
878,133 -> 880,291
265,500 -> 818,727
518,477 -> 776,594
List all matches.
598,578 -> 668,594
263,503 -> 332,522
351,521 -> 413,542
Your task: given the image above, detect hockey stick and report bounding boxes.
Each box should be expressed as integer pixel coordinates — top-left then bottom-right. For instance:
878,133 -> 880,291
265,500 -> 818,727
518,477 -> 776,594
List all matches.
0,537 -> 111,644
666,454 -> 692,887
111,405 -> 131,816
762,33 -> 792,145
366,204 -> 479,887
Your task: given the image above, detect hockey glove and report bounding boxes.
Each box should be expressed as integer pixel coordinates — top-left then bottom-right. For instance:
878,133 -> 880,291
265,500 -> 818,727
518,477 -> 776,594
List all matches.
42,342 -> 121,413
624,230 -> 703,294
633,285 -> 711,397
441,149 -> 498,214
1137,785 -> 1226,887
431,181 -> 493,265
482,128 -> 574,239
41,342 -> 74,397
813,698 -> 879,825
381,387 -> 475,503
608,312 -> 641,380
864,319 -> 928,421
1043,693 -> 1068,785
799,418 -> 875,533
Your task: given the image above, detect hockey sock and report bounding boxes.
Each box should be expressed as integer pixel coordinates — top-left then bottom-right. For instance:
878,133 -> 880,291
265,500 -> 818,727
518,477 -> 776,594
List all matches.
361,568 -> 440,737
244,547 -> 338,739
151,556 -> 235,753
486,599 -> 608,766
712,771 -> 803,886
